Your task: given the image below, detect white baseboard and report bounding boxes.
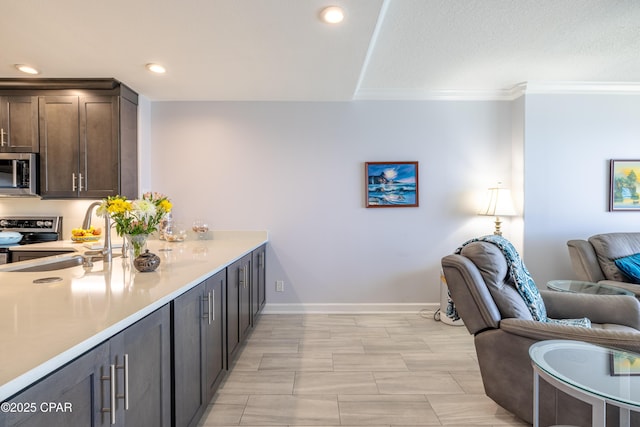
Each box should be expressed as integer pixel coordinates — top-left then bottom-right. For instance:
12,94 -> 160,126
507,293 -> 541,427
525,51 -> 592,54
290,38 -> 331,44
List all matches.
262,302 -> 439,314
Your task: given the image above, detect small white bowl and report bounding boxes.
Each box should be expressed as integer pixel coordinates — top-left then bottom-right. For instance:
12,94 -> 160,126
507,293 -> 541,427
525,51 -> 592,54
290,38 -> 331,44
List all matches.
0,232 -> 23,245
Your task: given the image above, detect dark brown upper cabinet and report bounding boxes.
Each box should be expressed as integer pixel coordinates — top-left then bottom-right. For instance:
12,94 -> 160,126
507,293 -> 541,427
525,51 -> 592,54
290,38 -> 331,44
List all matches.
0,78 -> 138,199
0,95 -> 39,152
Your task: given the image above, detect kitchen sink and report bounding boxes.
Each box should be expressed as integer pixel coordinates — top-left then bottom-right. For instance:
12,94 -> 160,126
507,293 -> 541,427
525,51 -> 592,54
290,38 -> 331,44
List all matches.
1,255 -> 85,272
11,256 -> 85,272
2,254 -> 119,273
0,251 -> 124,273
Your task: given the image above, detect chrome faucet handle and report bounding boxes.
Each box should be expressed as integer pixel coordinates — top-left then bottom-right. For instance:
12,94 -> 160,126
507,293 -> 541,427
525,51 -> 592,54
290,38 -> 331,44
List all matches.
81,251 -> 103,267
103,215 -> 112,263
81,200 -> 113,263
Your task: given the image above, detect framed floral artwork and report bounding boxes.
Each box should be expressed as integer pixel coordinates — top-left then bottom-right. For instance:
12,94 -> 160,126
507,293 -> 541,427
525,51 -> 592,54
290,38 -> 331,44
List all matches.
365,161 -> 419,208
610,159 -> 640,211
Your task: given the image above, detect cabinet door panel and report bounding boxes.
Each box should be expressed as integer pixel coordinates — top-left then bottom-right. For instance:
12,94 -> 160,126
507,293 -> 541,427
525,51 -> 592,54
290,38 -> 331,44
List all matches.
39,96 -> 79,198
0,342 -> 110,427
80,97 -> 119,198
226,260 -> 240,359
239,257 -> 251,341
0,96 -> 38,152
251,245 -> 266,322
204,271 -> 226,402
111,305 -> 171,427
173,283 -> 206,427
227,255 -> 251,361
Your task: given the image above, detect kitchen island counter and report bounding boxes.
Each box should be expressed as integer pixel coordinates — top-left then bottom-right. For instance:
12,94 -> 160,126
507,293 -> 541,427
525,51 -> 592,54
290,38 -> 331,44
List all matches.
0,231 -> 267,401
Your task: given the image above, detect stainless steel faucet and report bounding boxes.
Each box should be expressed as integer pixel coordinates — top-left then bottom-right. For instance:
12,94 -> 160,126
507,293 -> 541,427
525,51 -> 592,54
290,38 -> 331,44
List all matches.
82,201 -> 112,263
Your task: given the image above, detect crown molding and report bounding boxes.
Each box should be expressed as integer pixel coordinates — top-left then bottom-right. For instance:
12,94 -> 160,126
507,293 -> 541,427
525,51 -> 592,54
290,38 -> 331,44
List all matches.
354,88 -> 513,101
354,81 -> 640,101
514,81 -> 640,97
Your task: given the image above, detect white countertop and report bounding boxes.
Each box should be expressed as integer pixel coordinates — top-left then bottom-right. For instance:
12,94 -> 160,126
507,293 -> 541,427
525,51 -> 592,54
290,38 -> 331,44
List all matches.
0,231 -> 268,401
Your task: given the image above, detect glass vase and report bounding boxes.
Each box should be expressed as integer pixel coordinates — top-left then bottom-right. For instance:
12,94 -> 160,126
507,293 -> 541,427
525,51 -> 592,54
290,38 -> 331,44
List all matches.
124,233 -> 149,259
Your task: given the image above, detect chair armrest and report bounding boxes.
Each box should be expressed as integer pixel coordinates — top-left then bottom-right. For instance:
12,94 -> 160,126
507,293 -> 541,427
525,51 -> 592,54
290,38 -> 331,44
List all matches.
598,280 -> 640,298
567,239 -> 605,282
500,318 -> 640,353
540,289 -> 640,329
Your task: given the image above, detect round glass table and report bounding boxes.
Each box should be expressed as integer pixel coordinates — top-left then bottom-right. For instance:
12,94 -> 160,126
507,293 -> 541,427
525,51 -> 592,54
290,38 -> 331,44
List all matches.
547,279 -> 634,296
529,340 -> 640,427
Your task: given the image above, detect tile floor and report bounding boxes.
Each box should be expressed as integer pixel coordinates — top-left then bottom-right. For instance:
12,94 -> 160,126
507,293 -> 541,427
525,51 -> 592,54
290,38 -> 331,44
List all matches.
198,312 -> 530,426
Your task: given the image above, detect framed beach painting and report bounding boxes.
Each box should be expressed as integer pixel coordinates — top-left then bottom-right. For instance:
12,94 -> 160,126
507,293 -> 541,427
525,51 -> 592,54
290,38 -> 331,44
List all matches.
365,161 -> 419,208
610,159 -> 640,211
610,350 -> 640,376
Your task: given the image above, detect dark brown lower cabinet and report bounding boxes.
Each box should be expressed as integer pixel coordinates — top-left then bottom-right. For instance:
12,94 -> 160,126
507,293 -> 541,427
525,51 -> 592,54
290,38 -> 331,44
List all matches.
203,273 -> 226,402
226,254 -> 252,361
0,245 -> 266,427
111,305 -> 171,426
173,270 -> 226,427
0,306 -> 171,427
0,342 -> 109,427
251,244 -> 266,324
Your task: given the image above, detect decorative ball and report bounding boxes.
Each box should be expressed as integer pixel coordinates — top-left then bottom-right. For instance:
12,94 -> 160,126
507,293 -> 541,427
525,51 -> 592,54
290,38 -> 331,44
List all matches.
133,249 -> 161,272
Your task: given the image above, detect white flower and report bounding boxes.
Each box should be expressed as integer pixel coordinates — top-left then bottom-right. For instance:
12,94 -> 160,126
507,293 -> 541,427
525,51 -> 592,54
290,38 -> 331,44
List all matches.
96,201 -> 109,218
132,199 -> 157,220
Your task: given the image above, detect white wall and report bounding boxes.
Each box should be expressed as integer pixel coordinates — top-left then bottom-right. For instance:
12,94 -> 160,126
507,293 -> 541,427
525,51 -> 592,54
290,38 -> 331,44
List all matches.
10,94 -> 636,309
149,101 -> 513,311
522,93 -> 640,286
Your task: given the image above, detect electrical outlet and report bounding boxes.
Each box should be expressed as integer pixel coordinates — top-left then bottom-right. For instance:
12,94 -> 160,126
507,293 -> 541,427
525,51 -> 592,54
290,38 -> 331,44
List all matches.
276,280 -> 284,292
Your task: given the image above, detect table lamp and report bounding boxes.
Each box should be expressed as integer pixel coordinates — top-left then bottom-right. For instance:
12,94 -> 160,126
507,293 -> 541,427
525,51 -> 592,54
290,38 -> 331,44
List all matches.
478,184 -> 516,235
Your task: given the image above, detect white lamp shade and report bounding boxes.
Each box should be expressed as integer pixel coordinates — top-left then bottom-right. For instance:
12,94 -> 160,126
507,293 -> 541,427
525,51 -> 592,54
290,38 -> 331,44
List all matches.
478,187 -> 516,217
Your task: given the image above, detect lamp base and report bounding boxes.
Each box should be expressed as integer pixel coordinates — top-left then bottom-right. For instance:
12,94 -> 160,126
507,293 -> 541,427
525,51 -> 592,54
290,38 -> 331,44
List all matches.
493,217 -> 503,236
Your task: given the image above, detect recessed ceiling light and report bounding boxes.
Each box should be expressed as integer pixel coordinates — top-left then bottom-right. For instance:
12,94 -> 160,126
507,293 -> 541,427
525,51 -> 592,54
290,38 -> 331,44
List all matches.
15,64 -> 39,75
146,63 -> 166,74
320,6 -> 344,24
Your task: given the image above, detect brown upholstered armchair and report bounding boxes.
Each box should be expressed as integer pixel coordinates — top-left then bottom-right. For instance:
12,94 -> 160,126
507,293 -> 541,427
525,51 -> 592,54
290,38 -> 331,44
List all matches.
568,232 -> 640,298
442,239 -> 640,426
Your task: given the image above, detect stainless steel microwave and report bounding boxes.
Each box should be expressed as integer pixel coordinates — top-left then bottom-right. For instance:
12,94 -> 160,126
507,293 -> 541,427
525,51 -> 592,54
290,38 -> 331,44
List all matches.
0,153 -> 38,197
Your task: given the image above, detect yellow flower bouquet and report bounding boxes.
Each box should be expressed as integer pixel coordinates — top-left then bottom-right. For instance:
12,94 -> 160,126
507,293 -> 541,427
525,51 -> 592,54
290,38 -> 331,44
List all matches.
97,192 -> 172,258
97,192 -> 173,236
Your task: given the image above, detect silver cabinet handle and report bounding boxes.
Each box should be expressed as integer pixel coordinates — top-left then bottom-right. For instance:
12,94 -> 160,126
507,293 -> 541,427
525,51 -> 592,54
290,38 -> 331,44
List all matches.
211,290 -> 215,322
116,354 -> 129,410
79,173 -> 84,191
0,128 -> 6,146
72,173 -> 77,191
101,364 -> 117,425
203,292 -> 211,324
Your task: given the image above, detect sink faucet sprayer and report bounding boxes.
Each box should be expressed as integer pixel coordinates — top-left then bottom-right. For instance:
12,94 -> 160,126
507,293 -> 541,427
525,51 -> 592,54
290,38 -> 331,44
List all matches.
82,201 -> 113,264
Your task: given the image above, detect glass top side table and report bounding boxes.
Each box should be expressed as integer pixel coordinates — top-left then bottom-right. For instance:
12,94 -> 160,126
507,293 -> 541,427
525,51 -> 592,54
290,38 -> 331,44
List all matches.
529,340 -> 640,427
547,279 -> 634,296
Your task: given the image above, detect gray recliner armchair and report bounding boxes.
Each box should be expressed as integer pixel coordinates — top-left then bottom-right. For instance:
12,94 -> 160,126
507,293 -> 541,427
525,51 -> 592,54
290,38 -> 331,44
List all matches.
442,238 -> 640,426
568,232 -> 640,298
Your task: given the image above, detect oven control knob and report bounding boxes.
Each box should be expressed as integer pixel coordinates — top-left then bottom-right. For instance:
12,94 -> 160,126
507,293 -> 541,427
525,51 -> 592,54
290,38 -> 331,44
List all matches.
44,221 -> 52,227
36,221 -> 44,227
0,220 -> 7,227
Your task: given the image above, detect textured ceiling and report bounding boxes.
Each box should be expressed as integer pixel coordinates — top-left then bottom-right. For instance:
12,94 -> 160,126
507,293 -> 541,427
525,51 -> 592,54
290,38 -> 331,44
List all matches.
2,0 -> 639,101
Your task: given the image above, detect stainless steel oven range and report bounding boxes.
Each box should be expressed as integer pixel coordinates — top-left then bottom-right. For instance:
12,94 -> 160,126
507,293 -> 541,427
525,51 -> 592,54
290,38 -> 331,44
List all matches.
0,216 -> 63,264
